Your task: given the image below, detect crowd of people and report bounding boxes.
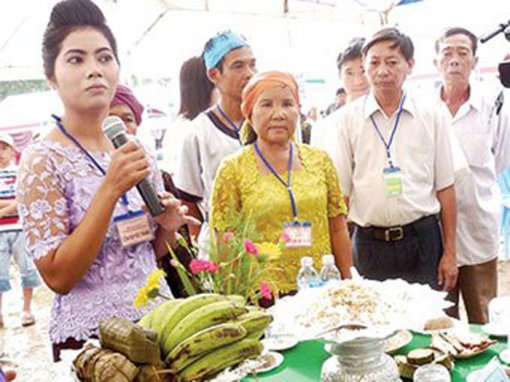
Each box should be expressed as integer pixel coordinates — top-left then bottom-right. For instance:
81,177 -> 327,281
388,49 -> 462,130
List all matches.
1,0 -> 510,377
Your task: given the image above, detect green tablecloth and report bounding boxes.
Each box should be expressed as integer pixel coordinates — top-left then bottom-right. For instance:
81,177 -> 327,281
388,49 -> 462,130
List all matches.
243,326 -> 508,381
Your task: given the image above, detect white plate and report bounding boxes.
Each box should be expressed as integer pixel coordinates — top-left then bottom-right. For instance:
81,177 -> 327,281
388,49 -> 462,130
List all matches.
500,349 -> 510,365
262,336 -> 299,351
412,317 -> 465,335
482,323 -> 510,337
385,330 -> 413,354
251,351 -> 284,374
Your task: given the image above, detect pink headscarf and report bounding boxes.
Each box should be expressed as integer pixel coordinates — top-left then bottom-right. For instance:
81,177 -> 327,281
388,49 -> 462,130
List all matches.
110,85 -> 144,126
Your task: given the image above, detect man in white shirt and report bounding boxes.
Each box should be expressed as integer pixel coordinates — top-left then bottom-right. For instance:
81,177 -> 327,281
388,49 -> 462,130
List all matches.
334,27 -> 458,291
434,27 -> 510,323
311,37 -> 369,151
174,31 -> 256,255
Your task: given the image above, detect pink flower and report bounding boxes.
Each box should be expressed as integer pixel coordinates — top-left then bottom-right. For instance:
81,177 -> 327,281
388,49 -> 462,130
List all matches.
208,261 -> 219,273
223,231 -> 235,242
190,259 -> 204,274
279,232 -> 291,243
244,240 -> 259,256
259,282 -> 272,300
190,259 -> 219,274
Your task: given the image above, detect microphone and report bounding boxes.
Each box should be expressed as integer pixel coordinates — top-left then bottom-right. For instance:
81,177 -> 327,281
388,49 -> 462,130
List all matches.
102,116 -> 165,217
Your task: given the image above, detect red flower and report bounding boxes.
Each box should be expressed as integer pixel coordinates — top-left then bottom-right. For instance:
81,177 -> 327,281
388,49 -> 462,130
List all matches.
190,259 -> 219,274
223,231 -> 235,242
259,282 -> 272,300
244,240 -> 259,256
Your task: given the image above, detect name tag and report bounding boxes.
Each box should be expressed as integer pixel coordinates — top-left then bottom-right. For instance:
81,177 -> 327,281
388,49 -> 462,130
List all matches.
383,166 -> 403,198
114,210 -> 154,248
282,221 -> 312,248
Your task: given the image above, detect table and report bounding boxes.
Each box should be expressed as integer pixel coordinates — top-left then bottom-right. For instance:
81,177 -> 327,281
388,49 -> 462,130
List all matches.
243,326 -> 508,381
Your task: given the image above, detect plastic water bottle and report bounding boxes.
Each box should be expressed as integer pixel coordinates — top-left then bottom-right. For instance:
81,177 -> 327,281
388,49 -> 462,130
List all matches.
297,256 -> 321,290
320,254 -> 342,285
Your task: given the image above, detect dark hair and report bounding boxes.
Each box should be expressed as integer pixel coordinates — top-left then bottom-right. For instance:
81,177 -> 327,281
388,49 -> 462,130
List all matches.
336,87 -> 346,95
363,27 -> 414,61
179,56 -> 215,120
337,38 -> 365,71
435,27 -> 478,56
42,0 -> 119,80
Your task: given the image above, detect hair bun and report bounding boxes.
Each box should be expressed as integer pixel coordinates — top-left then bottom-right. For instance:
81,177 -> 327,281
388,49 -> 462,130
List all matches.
49,0 -> 106,27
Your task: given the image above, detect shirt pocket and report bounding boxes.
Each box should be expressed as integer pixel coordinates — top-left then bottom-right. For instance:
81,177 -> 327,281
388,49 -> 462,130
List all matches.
457,131 -> 492,168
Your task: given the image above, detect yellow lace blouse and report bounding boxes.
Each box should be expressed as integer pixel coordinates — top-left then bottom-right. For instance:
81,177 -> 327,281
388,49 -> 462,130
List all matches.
210,144 -> 347,293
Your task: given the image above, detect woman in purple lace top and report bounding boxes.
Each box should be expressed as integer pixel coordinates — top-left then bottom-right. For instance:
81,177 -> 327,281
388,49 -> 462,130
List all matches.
16,0 -> 195,361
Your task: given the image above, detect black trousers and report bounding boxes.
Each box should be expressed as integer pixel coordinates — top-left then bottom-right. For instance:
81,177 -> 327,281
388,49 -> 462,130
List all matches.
353,215 -> 443,290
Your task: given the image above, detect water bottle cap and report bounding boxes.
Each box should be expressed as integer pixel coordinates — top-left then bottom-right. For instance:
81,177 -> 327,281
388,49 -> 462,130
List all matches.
322,254 -> 335,265
301,256 -> 313,267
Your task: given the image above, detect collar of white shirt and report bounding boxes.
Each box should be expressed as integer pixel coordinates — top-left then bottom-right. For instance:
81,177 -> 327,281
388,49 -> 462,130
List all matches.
437,83 -> 483,114
362,90 -> 417,120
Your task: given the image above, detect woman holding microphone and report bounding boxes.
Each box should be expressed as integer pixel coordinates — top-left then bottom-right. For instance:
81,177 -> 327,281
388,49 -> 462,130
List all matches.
16,0 -> 194,361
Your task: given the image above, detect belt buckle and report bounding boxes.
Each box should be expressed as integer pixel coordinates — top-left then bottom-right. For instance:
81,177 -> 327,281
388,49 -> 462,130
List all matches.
385,227 -> 404,241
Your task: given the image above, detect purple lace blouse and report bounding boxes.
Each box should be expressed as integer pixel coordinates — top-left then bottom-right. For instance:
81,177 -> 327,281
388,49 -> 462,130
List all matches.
16,138 -> 170,344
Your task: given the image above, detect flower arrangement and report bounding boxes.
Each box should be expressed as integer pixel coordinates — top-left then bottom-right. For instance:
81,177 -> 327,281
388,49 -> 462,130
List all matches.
134,218 -> 285,308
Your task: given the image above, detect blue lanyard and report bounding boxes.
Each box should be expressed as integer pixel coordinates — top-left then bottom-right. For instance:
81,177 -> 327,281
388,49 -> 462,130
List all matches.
254,142 -> 298,220
369,94 -> 406,168
52,114 -> 129,207
216,104 -> 242,140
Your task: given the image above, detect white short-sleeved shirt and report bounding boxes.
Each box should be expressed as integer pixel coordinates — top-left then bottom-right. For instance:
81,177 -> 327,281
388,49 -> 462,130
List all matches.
333,90 -> 455,227
0,163 -> 21,232
174,111 -> 242,254
174,111 -> 242,212
436,85 -> 510,266
310,109 -> 341,156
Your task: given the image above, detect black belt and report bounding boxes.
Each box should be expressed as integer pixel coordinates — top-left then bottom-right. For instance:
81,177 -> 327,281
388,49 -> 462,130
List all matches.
355,215 -> 438,242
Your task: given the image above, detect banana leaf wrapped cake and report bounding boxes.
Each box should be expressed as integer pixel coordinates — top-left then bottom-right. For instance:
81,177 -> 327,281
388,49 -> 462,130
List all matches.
73,344 -> 139,382
99,317 -> 161,364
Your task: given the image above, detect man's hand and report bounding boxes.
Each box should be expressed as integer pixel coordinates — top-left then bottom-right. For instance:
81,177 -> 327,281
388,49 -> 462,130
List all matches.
437,250 -> 458,291
155,192 -> 200,232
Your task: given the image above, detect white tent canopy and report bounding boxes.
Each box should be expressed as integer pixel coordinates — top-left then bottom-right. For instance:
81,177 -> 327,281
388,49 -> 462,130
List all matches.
0,91 -> 62,134
1,0 -> 508,82
0,0 -> 508,133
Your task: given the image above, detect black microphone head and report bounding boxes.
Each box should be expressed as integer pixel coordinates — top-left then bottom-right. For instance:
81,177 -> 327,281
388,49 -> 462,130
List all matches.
499,62 -> 510,88
102,115 -> 126,141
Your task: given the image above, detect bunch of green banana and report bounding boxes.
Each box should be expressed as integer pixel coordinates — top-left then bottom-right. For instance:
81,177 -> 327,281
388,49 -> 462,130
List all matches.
177,339 -> 263,382
235,308 -> 273,340
150,299 -> 183,336
166,322 -> 247,373
157,294 -> 232,347
137,293 -> 273,381
162,299 -> 248,355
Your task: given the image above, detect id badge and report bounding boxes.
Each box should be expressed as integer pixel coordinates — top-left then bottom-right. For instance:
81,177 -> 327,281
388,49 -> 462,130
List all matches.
114,210 -> 154,248
282,221 -> 312,248
383,166 -> 403,197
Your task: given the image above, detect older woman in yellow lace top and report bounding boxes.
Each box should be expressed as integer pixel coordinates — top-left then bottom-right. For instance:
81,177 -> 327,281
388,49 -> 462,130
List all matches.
210,71 -> 352,293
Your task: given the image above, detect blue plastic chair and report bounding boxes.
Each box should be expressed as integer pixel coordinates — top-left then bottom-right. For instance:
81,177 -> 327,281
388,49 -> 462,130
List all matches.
498,168 -> 510,259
